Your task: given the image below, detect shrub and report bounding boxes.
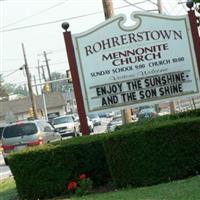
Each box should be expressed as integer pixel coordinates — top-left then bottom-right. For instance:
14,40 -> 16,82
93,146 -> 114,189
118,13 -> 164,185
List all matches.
8,135 -> 111,200
116,108 -> 200,131
104,117 -> 200,187
8,111 -> 200,199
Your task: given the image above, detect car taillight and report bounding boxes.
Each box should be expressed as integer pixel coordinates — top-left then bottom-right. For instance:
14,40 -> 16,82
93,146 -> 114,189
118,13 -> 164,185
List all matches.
2,145 -> 15,151
27,137 -> 44,146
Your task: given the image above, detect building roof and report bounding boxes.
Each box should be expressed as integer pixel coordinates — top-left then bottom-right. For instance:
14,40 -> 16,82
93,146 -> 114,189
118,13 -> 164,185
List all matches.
0,92 -> 72,117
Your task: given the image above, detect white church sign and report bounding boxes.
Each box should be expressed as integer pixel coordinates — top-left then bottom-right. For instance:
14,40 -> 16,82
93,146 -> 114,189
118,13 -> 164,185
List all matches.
72,12 -> 200,113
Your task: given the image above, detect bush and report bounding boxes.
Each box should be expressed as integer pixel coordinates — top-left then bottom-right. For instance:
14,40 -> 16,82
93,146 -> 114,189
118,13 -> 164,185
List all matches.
104,117 -> 200,187
116,108 -> 200,131
8,135 -> 111,200
8,110 -> 200,199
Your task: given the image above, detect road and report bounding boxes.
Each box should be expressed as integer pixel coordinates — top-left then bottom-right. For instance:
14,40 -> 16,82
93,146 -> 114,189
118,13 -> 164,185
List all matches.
0,153 -> 12,181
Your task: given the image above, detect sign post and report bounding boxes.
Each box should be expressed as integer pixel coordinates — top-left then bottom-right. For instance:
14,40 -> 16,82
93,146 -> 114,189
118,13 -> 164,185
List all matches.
62,22 -> 89,135
188,9 -> 200,77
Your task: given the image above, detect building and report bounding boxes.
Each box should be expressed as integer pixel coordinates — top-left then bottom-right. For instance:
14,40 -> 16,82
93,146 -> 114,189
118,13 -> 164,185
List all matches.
0,91 -> 76,126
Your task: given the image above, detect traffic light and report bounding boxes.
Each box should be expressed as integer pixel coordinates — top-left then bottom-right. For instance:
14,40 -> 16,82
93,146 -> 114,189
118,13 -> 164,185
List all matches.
28,107 -> 34,118
66,70 -> 72,83
44,83 -> 51,93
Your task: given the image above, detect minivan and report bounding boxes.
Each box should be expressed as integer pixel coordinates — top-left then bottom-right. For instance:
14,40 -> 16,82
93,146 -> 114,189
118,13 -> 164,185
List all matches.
1,120 -> 61,165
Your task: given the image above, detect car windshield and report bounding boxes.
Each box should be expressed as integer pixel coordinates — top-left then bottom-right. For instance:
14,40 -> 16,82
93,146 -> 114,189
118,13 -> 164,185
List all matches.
3,123 -> 37,138
111,117 -> 122,124
88,113 -> 99,119
139,108 -> 155,114
53,116 -> 74,125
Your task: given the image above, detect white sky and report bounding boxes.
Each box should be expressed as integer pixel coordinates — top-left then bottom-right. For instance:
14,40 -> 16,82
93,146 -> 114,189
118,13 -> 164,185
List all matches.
0,0 -> 188,88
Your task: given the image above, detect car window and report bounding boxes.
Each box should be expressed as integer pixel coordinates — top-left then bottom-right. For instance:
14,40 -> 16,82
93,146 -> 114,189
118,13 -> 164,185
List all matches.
53,116 -> 74,125
3,123 -> 37,138
44,123 -> 54,132
37,121 -> 45,132
139,108 -> 155,114
112,116 -> 122,121
88,113 -> 99,119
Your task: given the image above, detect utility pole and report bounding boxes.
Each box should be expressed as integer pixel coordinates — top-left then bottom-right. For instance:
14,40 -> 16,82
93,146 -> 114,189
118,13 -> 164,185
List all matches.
33,75 -> 39,96
43,51 -> 53,91
37,59 -> 48,120
101,0 -> 132,124
41,65 -> 47,81
37,60 -> 43,90
157,0 -> 162,14
21,43 -> 38,119
102,0 -> 115,19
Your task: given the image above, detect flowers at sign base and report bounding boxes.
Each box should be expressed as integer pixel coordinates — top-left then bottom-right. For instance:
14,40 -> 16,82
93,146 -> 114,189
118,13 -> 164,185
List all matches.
67,174 -> 93,196
67,180 -> 77,191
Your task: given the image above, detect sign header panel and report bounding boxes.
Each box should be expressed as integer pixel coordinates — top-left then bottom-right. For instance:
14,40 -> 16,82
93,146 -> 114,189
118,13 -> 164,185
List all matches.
72,12 -> 200,113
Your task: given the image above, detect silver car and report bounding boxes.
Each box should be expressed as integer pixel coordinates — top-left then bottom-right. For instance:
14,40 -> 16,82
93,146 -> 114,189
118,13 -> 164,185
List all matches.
52,115 -> 80,137
107,116 -> 123,132
1,120 -> 61,165
88,113 -> 101,126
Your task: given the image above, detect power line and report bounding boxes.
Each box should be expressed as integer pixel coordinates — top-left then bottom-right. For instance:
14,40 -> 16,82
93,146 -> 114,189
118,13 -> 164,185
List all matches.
148,0 -> 157,6
2,66 -> 23,78
122,0 -> 148,11
0,4 -> 132,33
1,61 -> 68,73
0,1 -> 69,30
2,58 -> 23,61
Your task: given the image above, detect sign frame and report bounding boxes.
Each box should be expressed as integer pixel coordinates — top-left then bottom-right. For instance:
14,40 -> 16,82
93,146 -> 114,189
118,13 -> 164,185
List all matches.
72,12 -> 200,113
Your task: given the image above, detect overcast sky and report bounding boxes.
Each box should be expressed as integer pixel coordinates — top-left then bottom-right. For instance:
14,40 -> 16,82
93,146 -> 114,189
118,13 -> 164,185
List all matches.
0,0 -> 188,89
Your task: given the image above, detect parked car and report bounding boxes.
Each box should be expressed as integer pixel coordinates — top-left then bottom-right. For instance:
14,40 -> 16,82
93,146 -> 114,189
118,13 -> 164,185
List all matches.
107,111 -> 115,118
98,112 -> 109,118
1,120 -> 61,165
76,116 -> 94,133
88,113 -> 101,126
107,116 -> 123,132
114,110 -> 122,118
52,115 -> 80,137
138,108 -> 158,121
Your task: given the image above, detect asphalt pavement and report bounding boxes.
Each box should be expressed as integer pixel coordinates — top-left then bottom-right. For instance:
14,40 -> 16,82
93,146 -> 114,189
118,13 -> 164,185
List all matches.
0,153 -> 12,181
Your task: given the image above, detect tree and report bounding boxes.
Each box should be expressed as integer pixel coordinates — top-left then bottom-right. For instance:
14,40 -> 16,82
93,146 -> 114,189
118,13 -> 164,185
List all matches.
193,0 -> 200,13
1,78 -> 28,98
4,83 -> 17,94
15,85 -> 28,96
50,72 -> 72,93
3,83 -> 28,97
0,74 -> 9,101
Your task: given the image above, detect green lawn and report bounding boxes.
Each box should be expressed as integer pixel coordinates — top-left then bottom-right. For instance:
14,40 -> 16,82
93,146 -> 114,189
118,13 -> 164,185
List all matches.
69,176 -> 200,200
0,178 -> 17,200
1,176 -> 200,200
